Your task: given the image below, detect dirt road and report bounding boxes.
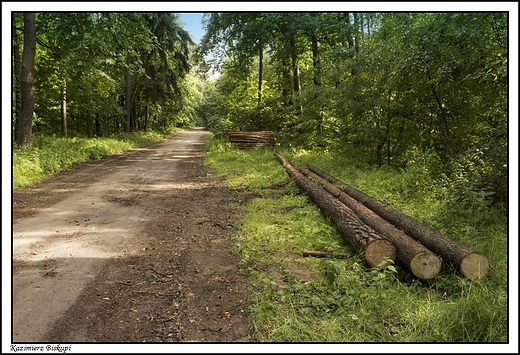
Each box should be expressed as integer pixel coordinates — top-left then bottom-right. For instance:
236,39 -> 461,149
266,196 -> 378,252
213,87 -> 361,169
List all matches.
11,128 -> 251,343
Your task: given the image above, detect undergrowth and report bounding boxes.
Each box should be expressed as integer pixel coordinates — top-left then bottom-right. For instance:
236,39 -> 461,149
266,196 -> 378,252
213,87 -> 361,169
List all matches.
205,136 -> 508,344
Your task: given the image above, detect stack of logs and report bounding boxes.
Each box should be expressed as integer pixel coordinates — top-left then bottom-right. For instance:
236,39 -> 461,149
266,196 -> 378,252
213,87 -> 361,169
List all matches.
275,154 -> 489,281
229,131 -> 275,149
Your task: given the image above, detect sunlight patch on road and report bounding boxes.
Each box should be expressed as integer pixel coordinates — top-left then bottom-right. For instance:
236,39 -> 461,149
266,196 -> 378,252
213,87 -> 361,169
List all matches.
144,182 -> 213,191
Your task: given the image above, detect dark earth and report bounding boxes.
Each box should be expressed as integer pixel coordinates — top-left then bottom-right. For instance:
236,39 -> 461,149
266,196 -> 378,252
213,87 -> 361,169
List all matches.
12,128 -> 252,343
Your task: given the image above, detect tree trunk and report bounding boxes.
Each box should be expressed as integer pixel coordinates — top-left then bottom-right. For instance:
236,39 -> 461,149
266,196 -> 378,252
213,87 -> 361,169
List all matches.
351,12 -> 361,76
385,111 -> 392,165
281,59 -> 291,105
17,13 -> 36,148
428,74 -> 450,137
367,14 -> 371,37
300,167 -> 441,279
343,12 -> 354,49
311,27 -> 321,87
307,165 -> 489,280
336,12 -> 355,85
86,114 -> 94,138
275,154 -> 396,268
353,12 -> 360,55
12,14 -> 22,141
144,104 -> 149,132
61,80 -> 67,137
311,27 -> 324,143
131,91 -> 138,131
95,115 -> 102,136
124,52 -> 132,133
258,40 -> 263,104
289,32 -> 303,115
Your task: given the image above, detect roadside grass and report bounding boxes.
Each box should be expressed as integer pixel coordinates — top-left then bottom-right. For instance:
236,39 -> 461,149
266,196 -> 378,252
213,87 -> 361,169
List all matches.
205,137 -> 508,343
12,130 -> 178,190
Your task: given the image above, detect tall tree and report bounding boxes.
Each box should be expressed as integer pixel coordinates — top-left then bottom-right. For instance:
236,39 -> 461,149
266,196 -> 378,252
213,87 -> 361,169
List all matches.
125,51 -> 132,133
61,79 -> 67,137
257,38 -> 264,104
134,13 -> 192,130
311,26 -> 321,87
200,13 -> 266,104
288,28 -> 302,115
12,13 -> 22,141
17,13 -> 36,147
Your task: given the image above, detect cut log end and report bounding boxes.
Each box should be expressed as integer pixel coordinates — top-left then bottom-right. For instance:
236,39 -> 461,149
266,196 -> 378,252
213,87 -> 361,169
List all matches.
364,239 -> 397,269
409,252 -> 442,280
460,252 -> 489,280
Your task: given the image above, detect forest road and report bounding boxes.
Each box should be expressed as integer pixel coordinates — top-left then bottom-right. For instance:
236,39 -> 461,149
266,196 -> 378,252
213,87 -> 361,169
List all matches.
12,127 -> 251,343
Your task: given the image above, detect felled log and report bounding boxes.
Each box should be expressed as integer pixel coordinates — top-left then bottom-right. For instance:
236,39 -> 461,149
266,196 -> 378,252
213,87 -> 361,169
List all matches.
228,131 -> 275,149
299,167 -> 441,280
275,154 -> 397,268
307,165 -> 489,280
302,250 -> 351,258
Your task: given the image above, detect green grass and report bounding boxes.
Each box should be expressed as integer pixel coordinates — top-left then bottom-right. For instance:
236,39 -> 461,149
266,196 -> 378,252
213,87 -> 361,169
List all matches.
13,130 -> 178,190
205,137 -> 508,343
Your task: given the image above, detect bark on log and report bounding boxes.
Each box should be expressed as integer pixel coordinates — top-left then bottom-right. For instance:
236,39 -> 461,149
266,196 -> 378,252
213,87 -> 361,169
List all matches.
307,165 -> 489,280
275,154 -> 397,268
229,131 -> 275,149
299,167 -> 441,280
302,250 -> 351,258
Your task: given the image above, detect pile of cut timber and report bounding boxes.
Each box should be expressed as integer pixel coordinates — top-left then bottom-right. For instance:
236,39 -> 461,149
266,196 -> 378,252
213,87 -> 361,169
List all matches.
275,154 -> 489,281
229,131 -> 275,149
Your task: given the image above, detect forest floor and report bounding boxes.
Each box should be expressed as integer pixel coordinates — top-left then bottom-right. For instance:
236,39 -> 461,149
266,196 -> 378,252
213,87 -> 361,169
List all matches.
12,128 -> 252,343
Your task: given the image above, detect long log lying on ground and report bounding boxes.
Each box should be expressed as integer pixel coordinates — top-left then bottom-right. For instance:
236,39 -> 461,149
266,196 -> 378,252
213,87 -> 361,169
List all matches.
228,131 -> 275,149
307,165 -> 489,280
299,167 -> 441,280
275,154 -> 397,268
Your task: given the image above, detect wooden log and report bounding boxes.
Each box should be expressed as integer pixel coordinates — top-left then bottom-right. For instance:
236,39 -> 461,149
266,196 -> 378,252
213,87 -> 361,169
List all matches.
299,167 -> 441,280
275,154 -> 397,268
307,165 -> 489,280
229,130 -> 274,136
302,250 -> 351,258
228,131 -> 275,149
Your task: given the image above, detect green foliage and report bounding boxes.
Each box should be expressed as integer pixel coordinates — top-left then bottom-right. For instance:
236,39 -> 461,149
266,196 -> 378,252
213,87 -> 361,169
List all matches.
13,12 -> 200,142
206,138 -> 507,343
201,12 -> 507,206
446,142 -> 507,207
